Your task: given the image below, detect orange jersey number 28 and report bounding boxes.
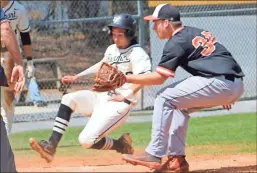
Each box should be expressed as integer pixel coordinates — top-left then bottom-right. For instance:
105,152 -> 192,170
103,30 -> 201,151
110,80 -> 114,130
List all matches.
192,31 -> 217,56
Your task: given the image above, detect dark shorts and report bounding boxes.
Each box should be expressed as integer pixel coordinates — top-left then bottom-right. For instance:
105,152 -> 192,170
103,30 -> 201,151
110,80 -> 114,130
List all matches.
0,116 -> 16,172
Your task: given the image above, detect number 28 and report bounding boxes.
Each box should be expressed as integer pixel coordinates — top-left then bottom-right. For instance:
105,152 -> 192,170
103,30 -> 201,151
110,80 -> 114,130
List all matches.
192,31 -> 217,56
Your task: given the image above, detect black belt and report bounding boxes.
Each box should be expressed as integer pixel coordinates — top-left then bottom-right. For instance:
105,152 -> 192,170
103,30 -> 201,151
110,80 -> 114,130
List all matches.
107,91 -> 131,105
224,75 -> 243,82
124,99 -> 132,105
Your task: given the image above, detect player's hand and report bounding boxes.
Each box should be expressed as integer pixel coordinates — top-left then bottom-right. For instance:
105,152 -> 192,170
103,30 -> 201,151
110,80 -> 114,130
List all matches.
108,94 -> 126,102
61,75 -> 78,84
10,65 -> 25,93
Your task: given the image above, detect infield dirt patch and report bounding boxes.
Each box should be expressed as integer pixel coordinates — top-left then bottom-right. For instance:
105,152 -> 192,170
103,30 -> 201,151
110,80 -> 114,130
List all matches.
16,147 -> 256,172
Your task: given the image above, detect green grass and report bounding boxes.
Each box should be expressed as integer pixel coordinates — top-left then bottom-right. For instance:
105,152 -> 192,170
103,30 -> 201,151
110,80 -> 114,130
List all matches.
187,113 -> 256,145
10,112 -> 256,156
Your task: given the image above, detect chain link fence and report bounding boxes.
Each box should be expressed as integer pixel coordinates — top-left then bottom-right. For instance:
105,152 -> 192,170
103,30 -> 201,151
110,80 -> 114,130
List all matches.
14,1 -> 143,122
13,1 -> 256,123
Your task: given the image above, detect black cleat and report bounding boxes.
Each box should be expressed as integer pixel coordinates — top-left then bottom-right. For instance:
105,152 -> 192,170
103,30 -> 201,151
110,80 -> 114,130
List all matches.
29,138 -> 56,163
116,133 -> 134,154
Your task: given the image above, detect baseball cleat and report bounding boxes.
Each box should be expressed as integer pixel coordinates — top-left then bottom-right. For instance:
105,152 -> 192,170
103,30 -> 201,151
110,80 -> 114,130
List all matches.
29,138 -> 56,163
122,152 -> 162,170
116,133 -> 134,154
154,155 -> 189,173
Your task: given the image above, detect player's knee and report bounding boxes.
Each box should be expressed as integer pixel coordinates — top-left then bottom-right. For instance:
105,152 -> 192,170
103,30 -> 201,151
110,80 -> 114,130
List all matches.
155,94 -> 177,109
78,134 -> 93,149
61,93 -> 75,111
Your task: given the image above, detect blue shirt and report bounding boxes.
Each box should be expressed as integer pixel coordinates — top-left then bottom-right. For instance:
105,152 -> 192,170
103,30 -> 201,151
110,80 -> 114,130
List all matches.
0,7 -> 7,22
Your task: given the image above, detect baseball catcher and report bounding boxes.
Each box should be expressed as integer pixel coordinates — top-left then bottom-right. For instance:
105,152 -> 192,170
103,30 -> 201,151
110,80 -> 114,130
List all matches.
122,4 -> 244,173
29,13 -> 152,163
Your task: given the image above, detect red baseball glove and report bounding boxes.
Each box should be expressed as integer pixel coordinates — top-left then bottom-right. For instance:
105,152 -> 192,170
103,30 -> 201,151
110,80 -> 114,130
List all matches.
92,62 -> 127,92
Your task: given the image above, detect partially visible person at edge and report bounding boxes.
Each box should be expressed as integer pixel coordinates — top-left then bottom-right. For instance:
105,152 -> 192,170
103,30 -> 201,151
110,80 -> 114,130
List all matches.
1,6 -> 26,172
1,0 -> 47,136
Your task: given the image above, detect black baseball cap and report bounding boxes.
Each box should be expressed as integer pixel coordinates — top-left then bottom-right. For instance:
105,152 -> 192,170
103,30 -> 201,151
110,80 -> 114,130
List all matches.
144,4 -> 180,22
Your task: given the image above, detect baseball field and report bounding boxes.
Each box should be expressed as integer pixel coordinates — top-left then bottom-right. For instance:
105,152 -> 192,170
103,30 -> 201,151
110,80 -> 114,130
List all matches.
11,112 -> 256,172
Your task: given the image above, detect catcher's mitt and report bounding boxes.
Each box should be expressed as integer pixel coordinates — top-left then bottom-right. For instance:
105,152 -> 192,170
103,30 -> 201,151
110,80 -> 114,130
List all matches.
92,62 -> 126,92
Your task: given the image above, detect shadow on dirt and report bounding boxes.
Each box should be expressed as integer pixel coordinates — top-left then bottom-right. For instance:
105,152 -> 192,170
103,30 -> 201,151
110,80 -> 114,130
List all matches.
191,165 -> 257,172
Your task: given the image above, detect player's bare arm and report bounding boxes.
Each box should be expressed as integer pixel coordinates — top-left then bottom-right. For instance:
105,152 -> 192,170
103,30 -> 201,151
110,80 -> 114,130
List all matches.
1,22 -> 23,66
61,61 -> 103,84
1,21 -> 25,92
126,71 -> 168,85
23,45 -> 32,57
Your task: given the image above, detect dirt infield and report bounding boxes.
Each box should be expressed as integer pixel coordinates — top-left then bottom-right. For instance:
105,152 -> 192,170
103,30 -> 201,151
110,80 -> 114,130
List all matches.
16,148 -> 256,172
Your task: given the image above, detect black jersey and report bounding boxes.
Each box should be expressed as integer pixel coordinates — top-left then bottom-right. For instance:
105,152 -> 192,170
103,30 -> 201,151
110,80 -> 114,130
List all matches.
156,26 -> 245,78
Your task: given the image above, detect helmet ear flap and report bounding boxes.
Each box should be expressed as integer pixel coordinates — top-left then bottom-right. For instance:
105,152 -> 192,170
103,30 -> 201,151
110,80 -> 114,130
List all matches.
104,26 -> 135,40
126,30 -> 135,40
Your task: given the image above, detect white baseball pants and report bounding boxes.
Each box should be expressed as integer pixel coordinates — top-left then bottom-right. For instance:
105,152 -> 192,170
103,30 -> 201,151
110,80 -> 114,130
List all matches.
61,90 -> 133,148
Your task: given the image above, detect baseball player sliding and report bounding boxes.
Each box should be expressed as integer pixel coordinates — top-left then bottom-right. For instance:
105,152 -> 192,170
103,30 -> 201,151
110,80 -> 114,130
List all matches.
122,4 -> 245,172
29,13 -> 152,163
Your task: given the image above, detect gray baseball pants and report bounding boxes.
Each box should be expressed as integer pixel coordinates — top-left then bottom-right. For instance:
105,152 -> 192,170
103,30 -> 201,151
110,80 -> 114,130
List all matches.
146,75 -> 244,157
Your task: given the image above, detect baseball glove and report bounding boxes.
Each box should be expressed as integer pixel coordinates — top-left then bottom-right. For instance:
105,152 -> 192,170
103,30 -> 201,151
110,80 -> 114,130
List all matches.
92,62 -> 126,92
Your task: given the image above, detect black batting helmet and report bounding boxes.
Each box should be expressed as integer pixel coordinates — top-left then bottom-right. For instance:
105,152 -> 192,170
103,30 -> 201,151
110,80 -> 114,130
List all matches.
106,13 -> 137,39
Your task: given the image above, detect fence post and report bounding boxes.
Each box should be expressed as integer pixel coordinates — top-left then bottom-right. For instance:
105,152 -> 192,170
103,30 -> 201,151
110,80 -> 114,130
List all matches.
137,0 -> 145,110
137,0 -> 144,47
